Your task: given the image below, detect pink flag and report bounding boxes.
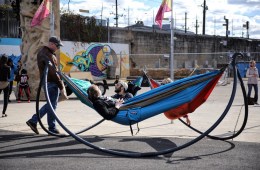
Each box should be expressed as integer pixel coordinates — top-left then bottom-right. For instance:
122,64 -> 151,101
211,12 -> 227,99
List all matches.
155,0 -> 172,29
31,0 -> 51,27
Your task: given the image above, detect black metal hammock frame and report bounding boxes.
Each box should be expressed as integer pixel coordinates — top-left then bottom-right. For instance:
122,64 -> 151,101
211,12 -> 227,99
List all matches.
35,52 -> 248,157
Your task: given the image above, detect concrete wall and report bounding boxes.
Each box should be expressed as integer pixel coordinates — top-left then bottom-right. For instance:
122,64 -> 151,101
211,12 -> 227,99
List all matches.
109,28 -> 260,70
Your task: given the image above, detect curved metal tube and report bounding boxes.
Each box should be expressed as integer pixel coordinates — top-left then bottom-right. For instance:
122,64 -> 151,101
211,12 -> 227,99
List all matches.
178,64 -> 248,140
41,53 -> 242,157
35,66 -> 105,137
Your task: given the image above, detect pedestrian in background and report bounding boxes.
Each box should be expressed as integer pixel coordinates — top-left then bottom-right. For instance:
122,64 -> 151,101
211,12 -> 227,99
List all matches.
246,60 -> 259,105
0,54 -> 11,117
7,58 -> 15,102
17,69 -> 30,103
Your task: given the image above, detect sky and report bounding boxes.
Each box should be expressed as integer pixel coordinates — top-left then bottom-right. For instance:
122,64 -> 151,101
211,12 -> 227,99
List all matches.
60,0 -> 260,39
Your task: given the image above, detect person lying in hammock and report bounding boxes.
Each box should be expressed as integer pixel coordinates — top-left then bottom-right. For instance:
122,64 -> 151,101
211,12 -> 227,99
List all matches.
87,84 -> 124,120
161,78 -> 191,125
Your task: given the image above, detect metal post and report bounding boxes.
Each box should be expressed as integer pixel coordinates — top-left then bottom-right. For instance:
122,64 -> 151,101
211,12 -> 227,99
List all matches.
120,52 -> 122,77
196,18 -> 198,35
68,0 -> 70,12
115,0 -> 118,27
170,0 -> 174,81
50,2 -> 54,36
185,12 -> 187,33
107,18 -> 110,43
202,0 -> 207,35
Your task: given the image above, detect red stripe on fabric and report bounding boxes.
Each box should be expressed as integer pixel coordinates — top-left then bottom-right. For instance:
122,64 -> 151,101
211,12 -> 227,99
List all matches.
164,73 -> 223,120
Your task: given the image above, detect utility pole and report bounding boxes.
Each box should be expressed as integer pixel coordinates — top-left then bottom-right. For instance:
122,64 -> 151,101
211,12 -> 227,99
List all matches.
201,0 -> 208,35
185,12 -> 187,33
115,0 -> 118,27
100,3 -> 103,26
107,18 -> 110,42
128,7 -> 130,27
68,0 -> 70,12
243,21 -> 249,39
222,16 -> 229,46
195,17 -> 199,35
223,16 -> 229,39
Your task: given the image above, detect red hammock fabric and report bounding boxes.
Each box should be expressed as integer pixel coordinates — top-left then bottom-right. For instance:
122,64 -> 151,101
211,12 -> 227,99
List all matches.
149,74 -> 222,120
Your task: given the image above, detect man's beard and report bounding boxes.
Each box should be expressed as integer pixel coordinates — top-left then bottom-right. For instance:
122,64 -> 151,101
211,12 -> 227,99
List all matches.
114,88 -> 121,93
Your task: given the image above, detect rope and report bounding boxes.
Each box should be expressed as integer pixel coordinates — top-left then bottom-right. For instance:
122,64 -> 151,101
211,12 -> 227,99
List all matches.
233,104 -> 244,137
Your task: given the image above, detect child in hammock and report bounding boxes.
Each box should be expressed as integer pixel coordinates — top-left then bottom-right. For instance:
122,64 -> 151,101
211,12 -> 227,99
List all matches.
17,69 -> 30,103
87,84 -> 124,120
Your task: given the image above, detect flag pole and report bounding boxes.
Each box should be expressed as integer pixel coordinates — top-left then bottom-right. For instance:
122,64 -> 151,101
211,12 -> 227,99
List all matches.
50,1 -> 54,36
170,0 -> 174,81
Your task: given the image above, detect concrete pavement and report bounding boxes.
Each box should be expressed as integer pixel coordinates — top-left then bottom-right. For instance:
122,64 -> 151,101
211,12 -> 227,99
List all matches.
0,79 -> 260,170
1,79 -> 259,143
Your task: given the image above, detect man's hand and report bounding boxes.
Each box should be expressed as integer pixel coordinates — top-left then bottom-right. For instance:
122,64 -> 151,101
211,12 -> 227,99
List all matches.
59,89 -> 68,102
115,99 -> 124,109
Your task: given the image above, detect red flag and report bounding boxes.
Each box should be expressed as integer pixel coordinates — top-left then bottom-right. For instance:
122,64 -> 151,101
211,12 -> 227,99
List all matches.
31,0 -> 51,27
155,0 -> 172,29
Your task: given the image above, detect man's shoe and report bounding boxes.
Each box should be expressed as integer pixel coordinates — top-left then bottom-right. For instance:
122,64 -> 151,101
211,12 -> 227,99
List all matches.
8,99 -> 11,102
255,102 -> 259,105
26,121 -> 39,134
49,129 -> 60,134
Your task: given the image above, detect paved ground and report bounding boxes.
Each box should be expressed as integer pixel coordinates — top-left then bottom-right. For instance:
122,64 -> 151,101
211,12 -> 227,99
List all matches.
0,79 -> 260,169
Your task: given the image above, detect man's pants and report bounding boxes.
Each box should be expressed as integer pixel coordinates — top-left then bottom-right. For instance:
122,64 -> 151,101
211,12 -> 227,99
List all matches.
30,82 -> 60,130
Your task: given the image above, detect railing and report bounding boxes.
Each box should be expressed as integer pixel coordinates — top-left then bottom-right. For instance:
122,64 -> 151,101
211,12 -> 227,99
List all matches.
0,9 -> 20,38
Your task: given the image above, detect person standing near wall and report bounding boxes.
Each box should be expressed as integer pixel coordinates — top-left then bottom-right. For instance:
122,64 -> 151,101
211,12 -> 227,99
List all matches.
26,36 -> 64,134
0,54 -> 11,117
17,69 -> 30,103
7,58 -> 15,102
246,60 -> 259,105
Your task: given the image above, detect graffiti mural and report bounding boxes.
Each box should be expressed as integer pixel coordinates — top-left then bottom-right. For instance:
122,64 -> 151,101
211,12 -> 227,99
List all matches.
60,42 -> 129,80
0,38 -> 130,81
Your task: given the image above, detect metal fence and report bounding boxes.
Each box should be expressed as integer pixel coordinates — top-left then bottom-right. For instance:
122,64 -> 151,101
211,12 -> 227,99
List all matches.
0,9 -> 20,38
129,52 -> 260,70
127,52 -> 260,81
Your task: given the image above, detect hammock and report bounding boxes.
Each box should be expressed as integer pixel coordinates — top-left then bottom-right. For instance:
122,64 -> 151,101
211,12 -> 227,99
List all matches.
60,67 -> 226,126
143,71 -> 214,120
39,52 -> 248,157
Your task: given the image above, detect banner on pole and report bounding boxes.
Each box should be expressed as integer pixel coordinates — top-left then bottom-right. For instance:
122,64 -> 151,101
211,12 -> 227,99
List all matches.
155,0 -> 172,29
31,0 -> 52,27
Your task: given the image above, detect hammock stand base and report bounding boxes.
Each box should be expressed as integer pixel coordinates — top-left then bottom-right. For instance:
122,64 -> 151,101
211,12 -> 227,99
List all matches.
36,52 -> 248,157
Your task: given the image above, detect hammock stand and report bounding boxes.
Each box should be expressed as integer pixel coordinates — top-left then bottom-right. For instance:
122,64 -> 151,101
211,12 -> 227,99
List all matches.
36,52 -> 248,157
35,71 -> 105,137
144,63 -> 248,141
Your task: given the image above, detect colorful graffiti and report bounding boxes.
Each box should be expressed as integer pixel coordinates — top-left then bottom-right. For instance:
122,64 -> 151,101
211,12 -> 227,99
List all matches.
0,38 -> 130,81
60,44 -> 119,79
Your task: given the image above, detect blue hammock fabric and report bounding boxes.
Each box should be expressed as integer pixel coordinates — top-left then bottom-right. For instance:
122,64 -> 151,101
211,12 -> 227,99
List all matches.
60,69 -> 224,126
70,78 -> 92,92
61,74 -> 93,108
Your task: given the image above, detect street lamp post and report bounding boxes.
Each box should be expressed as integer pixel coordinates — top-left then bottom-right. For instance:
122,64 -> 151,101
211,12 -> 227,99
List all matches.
223,16 -> 229,46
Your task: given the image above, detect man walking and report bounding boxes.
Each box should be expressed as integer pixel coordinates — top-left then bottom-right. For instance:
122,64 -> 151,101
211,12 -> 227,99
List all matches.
26,36 -> 64,134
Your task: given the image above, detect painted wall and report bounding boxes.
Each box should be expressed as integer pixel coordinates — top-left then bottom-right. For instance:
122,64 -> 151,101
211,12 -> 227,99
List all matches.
0,38 -> 22,77
0,38 -> 21,56
60,41 -> 130,80
0,38 -> 130,81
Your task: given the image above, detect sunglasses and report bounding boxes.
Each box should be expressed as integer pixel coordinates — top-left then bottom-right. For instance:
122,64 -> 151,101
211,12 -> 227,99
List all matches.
55,43 -> 61,49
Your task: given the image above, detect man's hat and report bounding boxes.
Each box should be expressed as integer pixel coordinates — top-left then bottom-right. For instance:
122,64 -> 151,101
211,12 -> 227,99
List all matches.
118,81 -> 128,91
49,36 -> 63,47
